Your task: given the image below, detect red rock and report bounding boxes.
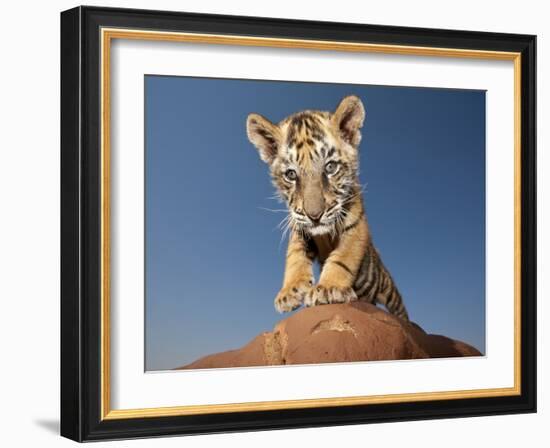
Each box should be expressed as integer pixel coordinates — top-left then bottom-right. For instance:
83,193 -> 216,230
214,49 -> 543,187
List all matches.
177,303 -> 481,369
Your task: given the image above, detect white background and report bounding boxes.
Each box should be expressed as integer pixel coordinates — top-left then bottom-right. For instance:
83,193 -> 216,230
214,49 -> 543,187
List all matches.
111,40 -> 515,409
0,0 -> 547,446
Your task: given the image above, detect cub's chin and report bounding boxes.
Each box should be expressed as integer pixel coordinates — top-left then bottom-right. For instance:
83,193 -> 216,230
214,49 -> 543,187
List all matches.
305,223 -> 333,236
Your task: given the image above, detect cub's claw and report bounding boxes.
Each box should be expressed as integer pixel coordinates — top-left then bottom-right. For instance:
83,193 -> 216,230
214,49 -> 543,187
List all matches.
274,280 -> 313,313
305,285 -> 358,307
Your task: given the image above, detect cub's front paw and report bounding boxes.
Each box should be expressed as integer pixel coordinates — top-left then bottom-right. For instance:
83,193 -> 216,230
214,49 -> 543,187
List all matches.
305,284 -> 358,307
274,280 -> 313,313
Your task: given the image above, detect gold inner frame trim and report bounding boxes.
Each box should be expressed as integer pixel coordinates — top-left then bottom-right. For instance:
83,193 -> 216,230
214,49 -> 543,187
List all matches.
100,27 -> 522,421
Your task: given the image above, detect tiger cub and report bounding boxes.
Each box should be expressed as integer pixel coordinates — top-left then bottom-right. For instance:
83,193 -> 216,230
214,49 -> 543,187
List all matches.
246,95 -> 409,321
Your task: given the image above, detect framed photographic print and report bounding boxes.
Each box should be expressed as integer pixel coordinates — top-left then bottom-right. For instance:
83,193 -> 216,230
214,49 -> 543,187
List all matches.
60,6 -> 536,442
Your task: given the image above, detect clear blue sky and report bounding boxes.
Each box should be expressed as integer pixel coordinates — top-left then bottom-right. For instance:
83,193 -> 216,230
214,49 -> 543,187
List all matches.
145,75 -> 486,371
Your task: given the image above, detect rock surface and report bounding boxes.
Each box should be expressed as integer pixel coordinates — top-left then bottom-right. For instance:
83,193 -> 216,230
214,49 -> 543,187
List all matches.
177,303 -> 481,369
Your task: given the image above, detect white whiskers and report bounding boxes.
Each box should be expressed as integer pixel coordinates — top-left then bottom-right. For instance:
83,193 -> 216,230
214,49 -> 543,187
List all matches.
271,213 -> 291,246
258,206 -> 288,213
344,182 -> 368,204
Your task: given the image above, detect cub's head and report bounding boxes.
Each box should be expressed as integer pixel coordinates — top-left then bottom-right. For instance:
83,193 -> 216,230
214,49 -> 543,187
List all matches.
247,95 -> 365,236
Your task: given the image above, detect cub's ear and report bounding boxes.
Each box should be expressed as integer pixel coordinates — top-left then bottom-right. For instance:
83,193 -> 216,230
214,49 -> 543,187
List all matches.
246,113 -> 282,164
331,95 -> 365,147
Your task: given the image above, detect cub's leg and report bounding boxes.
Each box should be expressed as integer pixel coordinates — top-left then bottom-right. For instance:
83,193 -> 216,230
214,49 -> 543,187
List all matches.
306,213 -> 368,307
274,231 -> 314,313
372,252 -> 409,321
375,275 -> 410,321
354,245 -> 410,321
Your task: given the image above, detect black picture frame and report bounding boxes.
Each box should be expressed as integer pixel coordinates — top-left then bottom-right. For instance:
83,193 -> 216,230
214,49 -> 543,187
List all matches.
61,5 -> 536,442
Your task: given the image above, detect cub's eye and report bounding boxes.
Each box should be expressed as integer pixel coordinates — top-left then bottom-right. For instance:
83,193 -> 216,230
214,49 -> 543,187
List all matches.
284,169 -> 297,181
325,161 -> 339,175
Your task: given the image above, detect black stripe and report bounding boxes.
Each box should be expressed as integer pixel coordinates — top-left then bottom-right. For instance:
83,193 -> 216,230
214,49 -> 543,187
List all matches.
353,264 -> 368,289
363,267 -> 380,300
312,132 -> 325,141
381,272 -> 392,294
331,260 -> 353,276
386,289 -> 397,308
343,217 -> 361,233
356,256 -> 374,295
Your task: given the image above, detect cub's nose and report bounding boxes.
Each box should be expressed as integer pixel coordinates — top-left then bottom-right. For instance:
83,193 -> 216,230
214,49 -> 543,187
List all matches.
306,210 -> 323,223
